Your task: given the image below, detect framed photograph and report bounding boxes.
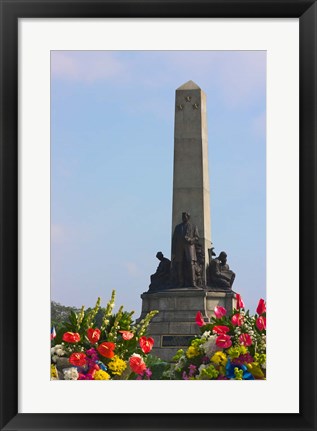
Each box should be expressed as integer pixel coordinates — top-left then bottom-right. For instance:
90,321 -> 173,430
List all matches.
0,1 -> 316,430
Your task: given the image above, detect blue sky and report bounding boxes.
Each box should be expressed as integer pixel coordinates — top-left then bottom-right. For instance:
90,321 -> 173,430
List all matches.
51,50 -> 266,317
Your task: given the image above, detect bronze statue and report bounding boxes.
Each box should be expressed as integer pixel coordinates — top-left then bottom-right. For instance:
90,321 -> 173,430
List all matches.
171,212 -> 200,288
193,243 -> 205,288
208,251 -> 235,289
149,252 -> 171,291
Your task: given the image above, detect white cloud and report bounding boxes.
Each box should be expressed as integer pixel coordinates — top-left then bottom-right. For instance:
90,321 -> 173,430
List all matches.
51,51 -> 124,83
123,262 -> 141,277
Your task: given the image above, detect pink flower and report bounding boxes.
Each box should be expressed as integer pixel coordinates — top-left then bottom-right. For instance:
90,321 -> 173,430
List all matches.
256,298 -> 266,315
212,325 -> 230,335
256,316 -> 266,331
195,311 -> 205,327
216,334 -> 232,348
119,330 -> 134,341
87,363 -> 100,378
214,306 -> 227,319
239,333 -> 253,346
235,293 -> 245,310
231,313 -> 243,326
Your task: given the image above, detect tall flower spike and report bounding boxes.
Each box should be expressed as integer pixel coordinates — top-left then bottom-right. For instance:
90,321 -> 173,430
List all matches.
107,305 -> 124,341
135,310 -> 159,338
77,305 -> 85,327
86,297 -> 101,329
100,290 -> 116,332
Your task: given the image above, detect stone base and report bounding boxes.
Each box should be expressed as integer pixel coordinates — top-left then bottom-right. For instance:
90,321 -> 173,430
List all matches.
138,287 -> 237,362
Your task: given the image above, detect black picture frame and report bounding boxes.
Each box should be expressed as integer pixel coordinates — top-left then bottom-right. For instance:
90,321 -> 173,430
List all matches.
0,1 -> 316,430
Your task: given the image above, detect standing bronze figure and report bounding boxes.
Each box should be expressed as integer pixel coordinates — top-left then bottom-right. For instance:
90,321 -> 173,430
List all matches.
171,212 -> 200,288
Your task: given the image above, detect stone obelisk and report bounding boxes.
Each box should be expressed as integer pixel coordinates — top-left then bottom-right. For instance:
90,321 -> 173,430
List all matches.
138,81 -> 237,362
172,80 -> 212,283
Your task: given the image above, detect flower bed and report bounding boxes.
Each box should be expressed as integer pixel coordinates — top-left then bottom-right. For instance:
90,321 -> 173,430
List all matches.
167,295 -> 266,380
51,290 -> 160,380
51,291 -> 266,380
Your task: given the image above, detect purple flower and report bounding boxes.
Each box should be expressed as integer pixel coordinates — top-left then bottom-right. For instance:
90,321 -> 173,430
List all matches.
78,373 -> 94,380
144,368 -> 152,379
188,364 -> 197,377
86,348 -> 98,359
135,368 -> 152,380
182,371 -> 189,380
217,375 -> 229,380
232,353 -> 254,366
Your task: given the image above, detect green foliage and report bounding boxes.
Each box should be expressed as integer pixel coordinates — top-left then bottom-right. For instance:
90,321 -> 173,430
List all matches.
145,354 -> 170,380
51,290 -> 159,363
196,364 -> 219,380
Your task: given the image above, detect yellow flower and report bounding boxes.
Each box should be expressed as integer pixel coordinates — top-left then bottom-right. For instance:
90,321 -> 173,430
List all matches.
51,364 -> 58,380
246,362 -> 265,379
211,351 -> 227,366
186,346 -> 200,359
108,355 -> 127,376
94,370 -> 111,380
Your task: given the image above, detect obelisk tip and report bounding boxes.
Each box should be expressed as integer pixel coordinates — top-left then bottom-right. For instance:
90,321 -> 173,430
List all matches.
176,80 -> 201,91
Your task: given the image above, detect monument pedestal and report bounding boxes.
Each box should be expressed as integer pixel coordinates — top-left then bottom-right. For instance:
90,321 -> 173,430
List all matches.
138,288 -> 237,362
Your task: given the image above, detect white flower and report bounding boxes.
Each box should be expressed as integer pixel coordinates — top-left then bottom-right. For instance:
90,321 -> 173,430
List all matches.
52,355 -> 58,363
51,347 -> 56,355
162,369 -> 174,379
202,330 -> 211,339
176,356 -> 187,369
198,364 -> 207,373
201,336 -> 217,357
56,348 -> 65,356
63,367 -> 79,380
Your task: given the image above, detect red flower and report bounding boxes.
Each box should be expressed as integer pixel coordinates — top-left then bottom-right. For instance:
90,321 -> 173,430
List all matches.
216,334 -> 232,348
256,298 -> 266,315
212,325 -> 230,335
231,313 -> 243,326
129,354 -> 146,374
239,333 -> 253,346
62,332 -> 81,343
97,341 -> 116,358
195,311 -> 205,327
87,328 -> 101,344
236,293 -> 245,310
119,330 -> 134,341
139,336 -> 154,354
256,316 -> 266,331
69,352 -> 86,367
214,306 -> 227,319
